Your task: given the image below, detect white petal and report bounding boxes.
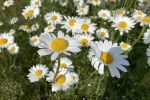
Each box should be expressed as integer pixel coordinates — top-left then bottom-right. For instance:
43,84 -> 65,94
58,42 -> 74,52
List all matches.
38,49 -> 52,56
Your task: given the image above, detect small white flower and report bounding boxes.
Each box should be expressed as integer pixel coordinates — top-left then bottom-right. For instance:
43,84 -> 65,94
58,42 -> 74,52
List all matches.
4,0 -> 14,7
98,9 -> 111,20
76,5 -> 89,16
9,17 -> 19,25
7,43 -> 19,55
120,42 -> 132,51
29,35 -> 40,47
96,28 -> 109,40
44,25 -> 56,33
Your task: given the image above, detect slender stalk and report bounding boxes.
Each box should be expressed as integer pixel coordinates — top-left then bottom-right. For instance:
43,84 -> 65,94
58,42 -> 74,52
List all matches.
132,27 -> 146,46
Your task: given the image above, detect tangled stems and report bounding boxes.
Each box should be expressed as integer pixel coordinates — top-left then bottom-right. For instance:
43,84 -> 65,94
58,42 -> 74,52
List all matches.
132,27 -> 146,46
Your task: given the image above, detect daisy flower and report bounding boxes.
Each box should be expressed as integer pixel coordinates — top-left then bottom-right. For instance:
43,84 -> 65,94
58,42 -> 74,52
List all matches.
31,23 -> 40,32
141,16 -> 150,27
73,0 -> 84,7
76,19 -> 96,34
0,33 -> 14,48
7,43 -> 19,55
61,16 -> 80,33
143,29 -> 150,44
88,40 -> 129,78
44,11 -> 62,25
74,33 -> 94,46
115,8 -> 127,16
112,16 -> 135,35
3,0 -> 14,7
44,25 -> 56,33
8,29 -> 15,35
22,6 -> 40,19
9,17 -> 19,25
27,64 -> 48,82
68,72 -> 79,84
54,57 -> 74,71
76,5 -> 89,16
138,0 -> 148,6
19,24 -> 31,33
37,31 -> 81,60
120,42 -> 132,51
29,35 -> 40,47
146,46 -> 150,66
30,0 -> 41,7
132,10 -> 146,23
96,28 -> 109,40
46,71 -> 73,92
88,0 -> 101,6
98,9 -> 111,20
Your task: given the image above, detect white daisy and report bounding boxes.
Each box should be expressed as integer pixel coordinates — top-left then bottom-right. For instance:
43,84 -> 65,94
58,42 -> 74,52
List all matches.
0,33 -> 14,48
44,25 -> 56,33
68,72 -> 79,84
8,29 -> 15,35
30,0 -> 41,7
61,16 -> 80,33
76,19 -> 96,34
46,71 -> 73,92
54,57 -> 74,71
44,11 -> 62,25
141,16 -> 150,27
88,40 -> 129,78
76,5 -> 89,16
73,0 -> 84,7
22,6 -> 40,19
9,17 -> 19,25
132,10 -> 146,23
98,9 -> 111,20
112,16 -> 135,35
19,24 -> 31,33
146,46 -> 150,66
143,29 -> 150,44
115,8 -> 127,16
29,35 -> 40,47
88,0 -> 101,6
3,0 -> 14,7
37,31 -> 81,60
31,23 -> 40,32
120,42 -> 131,51
96,28 -> 109,40
74,33 -> 94,46
7,43 -> 19,55
27,64 -> 48,82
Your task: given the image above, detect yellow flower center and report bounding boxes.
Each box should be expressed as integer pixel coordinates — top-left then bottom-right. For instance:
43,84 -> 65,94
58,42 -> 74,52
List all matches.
100,52 -> 113,64
51,15 -> 58,21
24,10 -> 34,17
81,23 -> 89,31
80,38 -> 89,45
34,1 -> 39,5
143,16 -> 150,23
34,70 -> 43,77
50,38 -> 69,51
99,32 -> 106,37
68,19 -> 76,26
47,26 -> 52,30
118,21 -> 128,28
101,13 -> 107,17
60,63 -> 67,68
55,74 -> 66,84
0,38 -> 8,45
121,43 -> 128,49
117,10 -> 124,15
31,37 -> 38,42
72,75 -> 76,80
23,25 -> 29,30
137,11 -> 143,15
9,46 -> 16,52
80,8 -> 85,13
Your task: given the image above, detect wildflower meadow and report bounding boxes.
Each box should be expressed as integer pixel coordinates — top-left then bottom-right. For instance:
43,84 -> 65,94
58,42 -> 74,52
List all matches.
0,0 -> 150,99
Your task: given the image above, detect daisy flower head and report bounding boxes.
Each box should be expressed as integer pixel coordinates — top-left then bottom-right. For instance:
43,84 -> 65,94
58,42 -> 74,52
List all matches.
88,0 -> 101,6
46,71 -> 73,92
31,23 -> 40,32
112,16 -> 135,35
7,43 -> 19,55
22,6 -> 40,19
73,0 -> 84,7
3,0 -> 14,7
88,40 -> 129,78
120,42 -> 132,51
76,19 -> 96,34
44,11 -> 62,25
98,9 -> 111,20
141,16 -> 150,27
0,33 -> 14,49
30,0 -> 41,7
146,46 -> 150,66
96,28 -> 109,40
76,5 -> 89,16
143,29 -> 150,44
115,8 -> 127,16
138,0 -> 148,6
9,17 -> 19,25
68,72 -> 79,84
27,64 -> 48,83
29,35 -> 40,47
44,24 -> 56,33
74,33 -> 94,46
8,29 -> 15,35
54,57 -> 74,71
132,10 -> 146,23
61,16 -> 80,33
37,31 -> 81,60
19,24 -> 31,33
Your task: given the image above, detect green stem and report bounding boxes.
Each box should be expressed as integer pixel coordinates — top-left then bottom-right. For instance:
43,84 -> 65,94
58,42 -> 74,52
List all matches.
132,27 -> 146,46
